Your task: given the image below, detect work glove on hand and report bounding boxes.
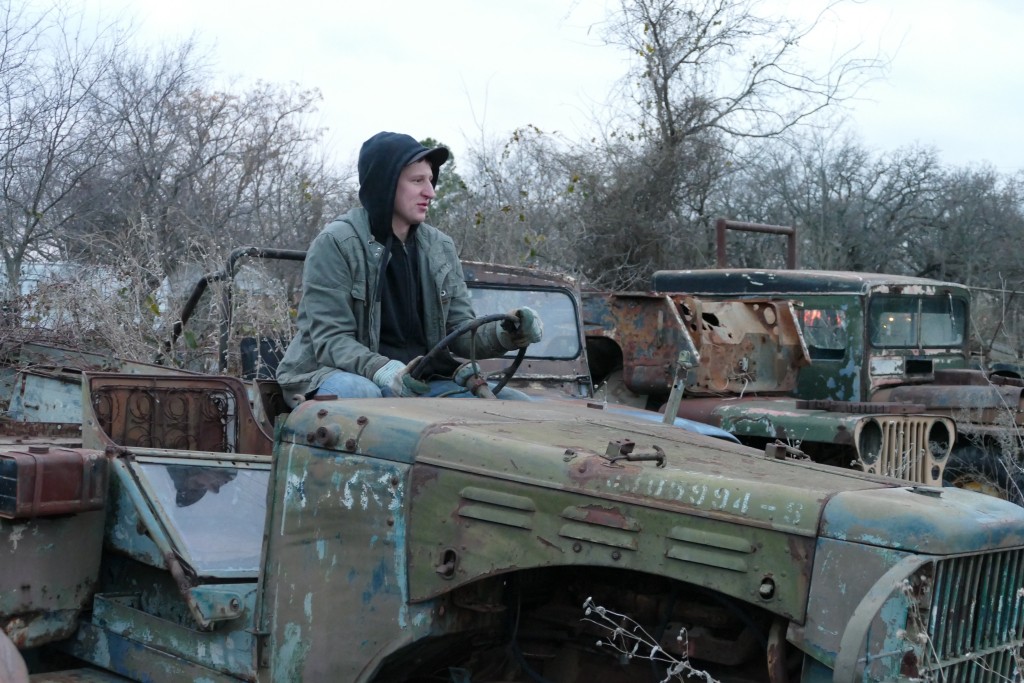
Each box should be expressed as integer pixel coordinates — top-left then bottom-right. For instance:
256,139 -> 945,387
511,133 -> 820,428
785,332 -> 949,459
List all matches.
372,358 -> 430,397
452,361 -> 484,388
498,306 -> 544,350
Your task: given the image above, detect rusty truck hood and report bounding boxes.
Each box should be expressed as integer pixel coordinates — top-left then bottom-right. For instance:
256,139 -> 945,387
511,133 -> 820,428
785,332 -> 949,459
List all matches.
273,396 -> 1024,628
281,398 -> 871,533
279,397 -> 1024,554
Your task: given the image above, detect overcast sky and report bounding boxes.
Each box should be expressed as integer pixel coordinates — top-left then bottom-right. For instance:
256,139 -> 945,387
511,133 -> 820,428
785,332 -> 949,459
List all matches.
89,0 -> 1023,173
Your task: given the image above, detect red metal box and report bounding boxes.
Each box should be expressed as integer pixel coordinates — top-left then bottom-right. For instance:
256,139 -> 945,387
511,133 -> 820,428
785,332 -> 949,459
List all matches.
0,445 -> 107,519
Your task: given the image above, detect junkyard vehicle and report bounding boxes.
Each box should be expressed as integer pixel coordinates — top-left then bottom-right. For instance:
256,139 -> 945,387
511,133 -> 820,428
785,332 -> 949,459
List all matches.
4,258 -> 1024,683
6,255 -> 1024,681
6,352 -> 1024,682
161,248 -> 734,440
584,289 -> 955,486
644,218 -> 1024,500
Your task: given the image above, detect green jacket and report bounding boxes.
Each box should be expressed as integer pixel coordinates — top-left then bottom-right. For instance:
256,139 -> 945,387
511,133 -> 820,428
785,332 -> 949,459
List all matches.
276,207 -> 507,401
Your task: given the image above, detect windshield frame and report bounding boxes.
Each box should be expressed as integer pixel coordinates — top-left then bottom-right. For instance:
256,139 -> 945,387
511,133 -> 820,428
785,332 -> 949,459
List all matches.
467,283 -> 584,360
867,293 -> 968,350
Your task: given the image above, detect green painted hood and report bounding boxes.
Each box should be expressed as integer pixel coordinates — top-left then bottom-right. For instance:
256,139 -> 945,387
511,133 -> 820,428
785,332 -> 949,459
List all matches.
277,397 -> 1024,629
281,397 -> 895,538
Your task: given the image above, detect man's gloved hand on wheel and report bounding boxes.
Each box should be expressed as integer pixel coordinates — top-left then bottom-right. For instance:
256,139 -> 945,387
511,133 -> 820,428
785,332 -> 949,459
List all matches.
498,306 -> 544,350
372,357 -> 431,397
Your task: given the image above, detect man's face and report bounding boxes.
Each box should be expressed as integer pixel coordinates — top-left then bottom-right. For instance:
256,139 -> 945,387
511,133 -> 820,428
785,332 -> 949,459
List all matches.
392,159 -> 436,231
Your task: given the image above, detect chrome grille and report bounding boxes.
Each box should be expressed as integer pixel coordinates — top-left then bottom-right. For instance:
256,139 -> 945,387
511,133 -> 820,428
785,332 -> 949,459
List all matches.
922,549 -> 1024,680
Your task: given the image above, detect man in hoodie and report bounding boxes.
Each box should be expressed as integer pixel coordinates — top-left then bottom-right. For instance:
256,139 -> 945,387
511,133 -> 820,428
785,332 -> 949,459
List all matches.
276,131 -> 542,404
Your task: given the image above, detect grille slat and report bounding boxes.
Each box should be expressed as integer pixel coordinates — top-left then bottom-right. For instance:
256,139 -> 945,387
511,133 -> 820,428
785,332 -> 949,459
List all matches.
960,555 -> 981,656
922,549 -> 1024,679
931,560 -> 953,654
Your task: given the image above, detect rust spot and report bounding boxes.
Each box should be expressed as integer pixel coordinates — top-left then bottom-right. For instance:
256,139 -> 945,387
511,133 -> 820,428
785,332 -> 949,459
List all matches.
576,504 -> 628,529
409,464 -> 441,497
900,650 -> 920,678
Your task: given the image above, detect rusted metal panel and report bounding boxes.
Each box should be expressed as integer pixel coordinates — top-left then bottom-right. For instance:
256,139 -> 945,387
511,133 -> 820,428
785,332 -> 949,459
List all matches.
60,621 -> 245,683
84,593 -> 257,679
0,420 -> 81,448
1,510 -> 105,649
675,295 -> 810,395
5,369 -> 84,424
934,368 -> 1007,386
85,374 -> 273,456
0,341 -> 197,377
260,436 -> 425,681
0,341 -> 201,428
0,446 -> 106,518
582,291 -> 700,396
583,291 -> 810,397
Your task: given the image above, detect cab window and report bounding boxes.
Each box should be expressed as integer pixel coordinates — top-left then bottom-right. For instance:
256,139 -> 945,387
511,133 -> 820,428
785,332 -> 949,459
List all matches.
800,308 -> 847,359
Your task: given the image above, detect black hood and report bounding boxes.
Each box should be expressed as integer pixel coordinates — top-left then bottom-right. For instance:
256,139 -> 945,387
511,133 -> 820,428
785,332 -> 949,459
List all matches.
357,132 -> 449,243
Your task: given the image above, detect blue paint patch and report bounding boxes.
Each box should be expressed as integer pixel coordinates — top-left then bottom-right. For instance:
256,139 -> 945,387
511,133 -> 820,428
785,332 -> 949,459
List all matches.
272,621 -> 310,681
362,559 -> 390,605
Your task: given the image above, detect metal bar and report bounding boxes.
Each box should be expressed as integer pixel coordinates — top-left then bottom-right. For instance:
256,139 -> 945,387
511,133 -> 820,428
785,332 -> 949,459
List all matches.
715,218 -> 798,269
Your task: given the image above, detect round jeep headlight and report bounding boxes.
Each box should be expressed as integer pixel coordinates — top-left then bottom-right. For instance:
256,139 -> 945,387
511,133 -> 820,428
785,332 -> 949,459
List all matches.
927,420 -> 952,461
858,419 -> 883,467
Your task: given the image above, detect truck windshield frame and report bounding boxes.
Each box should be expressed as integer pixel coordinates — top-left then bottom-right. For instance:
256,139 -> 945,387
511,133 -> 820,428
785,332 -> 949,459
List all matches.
868,294 -> 967,349
467,284 -> 582,359
131,457 -> 270,578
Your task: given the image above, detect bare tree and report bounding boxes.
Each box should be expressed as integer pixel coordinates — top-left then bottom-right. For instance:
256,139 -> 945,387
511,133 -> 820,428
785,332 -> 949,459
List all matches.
61,41 -> 330,272
605,0 -> 881,142
448,126 -> 580,270
0,1 -> 126,297
920,167 -> 1024,287
537,0 -> 886,288
721,131 -> 944,273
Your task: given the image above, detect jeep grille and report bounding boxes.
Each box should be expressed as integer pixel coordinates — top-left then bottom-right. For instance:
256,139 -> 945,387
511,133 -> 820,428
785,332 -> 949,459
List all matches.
858,416 -> 951,486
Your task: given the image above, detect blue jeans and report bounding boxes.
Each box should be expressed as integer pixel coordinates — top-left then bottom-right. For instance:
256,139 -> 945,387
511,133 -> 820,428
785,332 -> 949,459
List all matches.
315,370 -> 531,401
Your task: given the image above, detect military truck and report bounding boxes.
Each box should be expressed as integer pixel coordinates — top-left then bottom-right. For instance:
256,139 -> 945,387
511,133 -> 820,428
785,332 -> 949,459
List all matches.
159,248 -> 734,440
5,253 -> 1024,681
583,289 -> 956,487
5,339 -> 1024,682
644,218 -> 1024,501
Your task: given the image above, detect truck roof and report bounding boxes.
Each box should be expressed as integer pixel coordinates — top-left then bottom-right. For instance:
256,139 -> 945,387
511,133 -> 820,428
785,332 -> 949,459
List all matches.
651,268 -> 969,297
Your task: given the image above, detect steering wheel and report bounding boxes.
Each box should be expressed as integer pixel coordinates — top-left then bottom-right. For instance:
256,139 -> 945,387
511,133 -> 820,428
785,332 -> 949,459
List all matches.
409,313 -> 527,397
